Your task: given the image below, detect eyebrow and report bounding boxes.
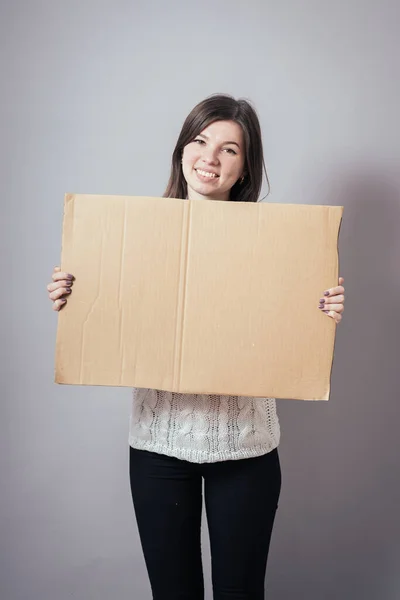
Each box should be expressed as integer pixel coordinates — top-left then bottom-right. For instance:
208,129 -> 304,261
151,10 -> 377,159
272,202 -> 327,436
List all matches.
197,133 -> 241,148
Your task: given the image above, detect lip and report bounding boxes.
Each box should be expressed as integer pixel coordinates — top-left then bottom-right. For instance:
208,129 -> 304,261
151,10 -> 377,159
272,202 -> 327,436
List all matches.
194,168 -> 219,182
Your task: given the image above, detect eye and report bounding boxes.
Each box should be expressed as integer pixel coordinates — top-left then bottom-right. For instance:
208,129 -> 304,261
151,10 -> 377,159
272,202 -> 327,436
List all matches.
193,138 -> 205,145
224,147 -> 237,155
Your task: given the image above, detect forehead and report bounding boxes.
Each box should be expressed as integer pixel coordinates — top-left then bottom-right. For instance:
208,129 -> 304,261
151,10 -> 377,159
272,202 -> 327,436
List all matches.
199,120 -> 244,144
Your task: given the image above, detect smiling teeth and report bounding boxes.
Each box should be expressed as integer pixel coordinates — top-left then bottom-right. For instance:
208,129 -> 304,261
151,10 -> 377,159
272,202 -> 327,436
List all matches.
197,169 -> 217,178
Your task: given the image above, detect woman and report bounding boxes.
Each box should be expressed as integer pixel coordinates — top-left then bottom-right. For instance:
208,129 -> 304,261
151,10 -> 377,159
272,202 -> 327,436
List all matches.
47,94 -> 345,599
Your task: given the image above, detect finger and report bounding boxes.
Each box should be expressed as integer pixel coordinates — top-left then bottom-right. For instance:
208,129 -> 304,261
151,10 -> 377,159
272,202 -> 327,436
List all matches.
322,294 -> 345,305
49,286 -> 72,301
52,271 -> 74,283
323,285 -> 345,297
320,303 -> 344,313
322,310 -> 342,324
338,277 -> 344,285
52,298 -> 67,311
47,280 -> 73,293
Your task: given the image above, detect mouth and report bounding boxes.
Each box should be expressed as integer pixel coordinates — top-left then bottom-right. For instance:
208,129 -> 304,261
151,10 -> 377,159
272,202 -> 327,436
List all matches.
195,168 -> 219,181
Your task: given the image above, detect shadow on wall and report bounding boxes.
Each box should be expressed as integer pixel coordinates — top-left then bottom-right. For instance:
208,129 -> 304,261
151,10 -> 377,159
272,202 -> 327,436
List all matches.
268,167 -> 400,600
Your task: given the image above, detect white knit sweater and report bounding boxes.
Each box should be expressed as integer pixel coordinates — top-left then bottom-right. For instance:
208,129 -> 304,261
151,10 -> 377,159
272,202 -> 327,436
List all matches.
129,388 -> 280,464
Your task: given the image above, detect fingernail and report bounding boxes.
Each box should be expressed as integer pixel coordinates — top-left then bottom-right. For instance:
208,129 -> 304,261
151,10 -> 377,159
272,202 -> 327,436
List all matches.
323,310 -> 329,313
319,298 -> 325,304
318,304 -> 324,309
65,281 -> 73,286
324,291 -> 330,296
64,288 -> 72,294
67,274 -> 74,280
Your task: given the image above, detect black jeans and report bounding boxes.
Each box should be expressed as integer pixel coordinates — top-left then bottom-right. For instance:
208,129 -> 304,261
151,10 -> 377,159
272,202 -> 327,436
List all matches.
129,447 -> 281,599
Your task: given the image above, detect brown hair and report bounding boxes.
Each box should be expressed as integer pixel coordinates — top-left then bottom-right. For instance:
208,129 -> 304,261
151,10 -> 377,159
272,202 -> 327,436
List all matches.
163,94 -> 269,203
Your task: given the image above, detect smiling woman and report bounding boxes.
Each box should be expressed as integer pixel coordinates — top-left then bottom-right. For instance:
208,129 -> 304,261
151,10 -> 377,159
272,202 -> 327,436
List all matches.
47,93 -> 345,600
182,120 -> 245,201
164,94 -> 269,203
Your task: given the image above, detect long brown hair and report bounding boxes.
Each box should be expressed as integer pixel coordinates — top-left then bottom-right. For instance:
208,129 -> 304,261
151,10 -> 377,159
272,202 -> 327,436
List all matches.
163,94 -> 269,203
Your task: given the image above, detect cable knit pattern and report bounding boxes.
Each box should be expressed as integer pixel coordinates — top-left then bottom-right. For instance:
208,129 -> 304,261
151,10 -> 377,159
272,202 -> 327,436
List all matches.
129,388 -> 280,464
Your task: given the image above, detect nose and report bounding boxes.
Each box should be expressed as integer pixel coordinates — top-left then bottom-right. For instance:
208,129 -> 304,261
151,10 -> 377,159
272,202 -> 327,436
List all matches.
201,145 -> 219,165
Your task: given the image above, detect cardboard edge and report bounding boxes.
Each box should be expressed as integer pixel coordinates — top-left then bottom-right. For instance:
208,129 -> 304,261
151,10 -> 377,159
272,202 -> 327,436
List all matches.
324,206 -> 344,401
54,193 -> 75,385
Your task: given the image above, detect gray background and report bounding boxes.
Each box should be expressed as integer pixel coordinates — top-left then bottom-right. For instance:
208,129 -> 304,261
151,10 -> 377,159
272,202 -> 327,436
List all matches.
2,1 -> 399,598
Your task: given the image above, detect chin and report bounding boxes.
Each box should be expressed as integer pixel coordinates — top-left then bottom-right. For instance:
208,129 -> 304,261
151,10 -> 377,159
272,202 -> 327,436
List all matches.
191,183 -> 218,197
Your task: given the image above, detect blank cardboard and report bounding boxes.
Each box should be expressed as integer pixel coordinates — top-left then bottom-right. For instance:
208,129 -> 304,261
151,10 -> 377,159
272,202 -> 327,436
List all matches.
55,194 -> 343,400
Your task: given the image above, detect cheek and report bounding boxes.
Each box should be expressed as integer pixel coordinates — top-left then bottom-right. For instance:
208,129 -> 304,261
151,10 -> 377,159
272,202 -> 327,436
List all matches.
222,159 -> 244,183
182,146 -> 197,169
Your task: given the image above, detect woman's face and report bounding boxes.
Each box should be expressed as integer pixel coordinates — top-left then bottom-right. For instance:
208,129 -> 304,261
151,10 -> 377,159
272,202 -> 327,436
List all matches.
182,120 -> 245,202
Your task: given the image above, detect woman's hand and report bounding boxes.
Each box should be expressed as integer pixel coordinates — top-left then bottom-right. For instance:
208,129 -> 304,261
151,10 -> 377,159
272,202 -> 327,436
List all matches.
47,266 -> 74,311
319,277 -> 345,324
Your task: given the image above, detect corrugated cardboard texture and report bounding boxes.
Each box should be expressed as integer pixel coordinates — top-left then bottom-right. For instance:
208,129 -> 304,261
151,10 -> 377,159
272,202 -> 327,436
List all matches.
55,194 -> 343,400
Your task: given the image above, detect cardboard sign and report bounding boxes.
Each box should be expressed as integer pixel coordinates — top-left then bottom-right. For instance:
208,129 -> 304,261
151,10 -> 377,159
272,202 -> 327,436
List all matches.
55,194 -> 343,400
